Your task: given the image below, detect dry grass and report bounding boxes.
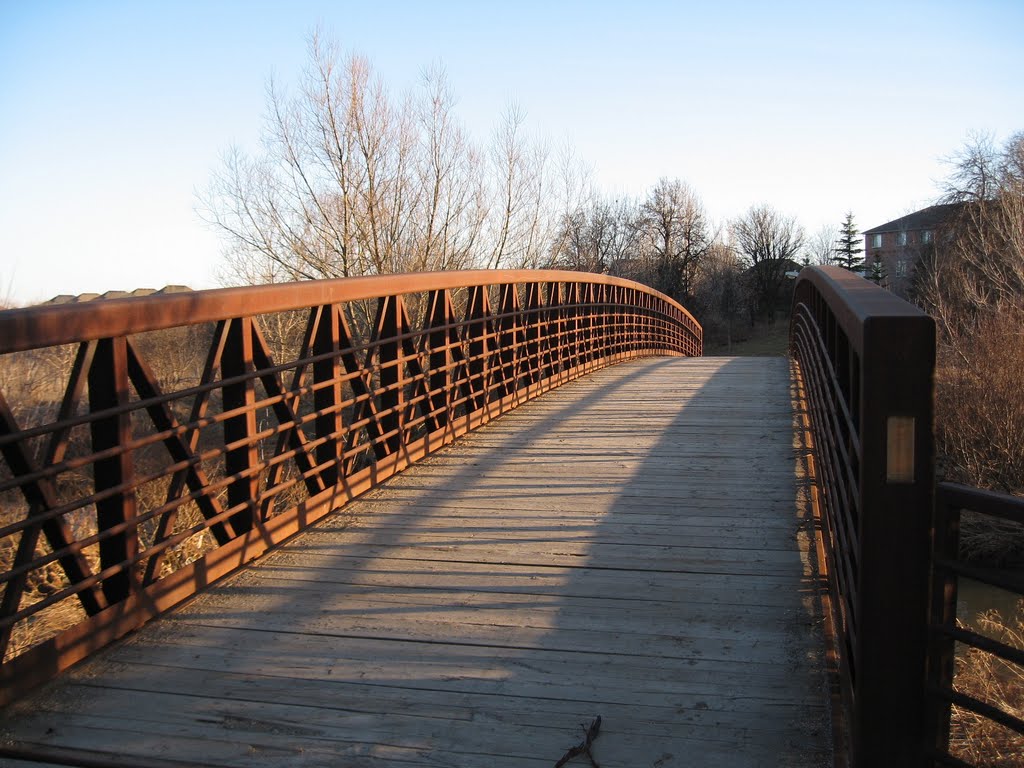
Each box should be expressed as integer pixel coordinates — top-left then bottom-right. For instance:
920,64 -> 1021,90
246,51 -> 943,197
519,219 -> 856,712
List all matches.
704,318 -> 790,357
959,512 -> 1024,565
950,602 -> 1024,766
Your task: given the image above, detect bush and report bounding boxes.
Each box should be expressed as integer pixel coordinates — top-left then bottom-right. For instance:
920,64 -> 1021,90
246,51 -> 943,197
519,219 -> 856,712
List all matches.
935,307 -> 1024,564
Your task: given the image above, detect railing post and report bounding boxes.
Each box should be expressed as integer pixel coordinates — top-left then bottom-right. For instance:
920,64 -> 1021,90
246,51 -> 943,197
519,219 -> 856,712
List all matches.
926,487 -> 960,756
425,289 -> 454,431
523,282 -> 542,386
88,336 -> 141,604
221,317 -> 258,534
543,281 -> 562,379
497,283 -> 521,396
465,286 -> 491,410
580,282 -> 595,369
853,313 -> 935,766
563,282 -> 580,370
375,296 -> 405,455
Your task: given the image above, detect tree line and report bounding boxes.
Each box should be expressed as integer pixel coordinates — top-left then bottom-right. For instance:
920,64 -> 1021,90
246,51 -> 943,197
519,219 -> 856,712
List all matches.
203,36 -> 1020,363
201,35 -> 839,348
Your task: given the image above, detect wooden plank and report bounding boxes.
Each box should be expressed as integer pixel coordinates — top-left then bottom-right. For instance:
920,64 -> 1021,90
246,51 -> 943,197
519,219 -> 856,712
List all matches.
109,625 -> 820,694
187,577 -> 804,626
298,521 -> 800,551
251,555 -> 809,609
240,542 -> 802,576
9,678 -> 828,767
0,356 -> 831,768
162,591 -> 808,663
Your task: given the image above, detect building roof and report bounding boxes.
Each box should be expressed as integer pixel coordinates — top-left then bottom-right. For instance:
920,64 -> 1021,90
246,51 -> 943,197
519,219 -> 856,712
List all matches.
43,285 -> 193,305
862,203 -> 965,235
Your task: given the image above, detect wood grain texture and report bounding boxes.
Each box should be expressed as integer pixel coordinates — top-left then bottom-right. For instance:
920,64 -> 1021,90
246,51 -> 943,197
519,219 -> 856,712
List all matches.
0,357 -> 832,768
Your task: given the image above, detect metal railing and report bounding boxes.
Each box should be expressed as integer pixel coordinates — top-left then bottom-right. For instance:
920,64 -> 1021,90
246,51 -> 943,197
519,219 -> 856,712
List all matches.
0,270 -> 701,704
927,482 -> 1024,766
790,266 -> 936,766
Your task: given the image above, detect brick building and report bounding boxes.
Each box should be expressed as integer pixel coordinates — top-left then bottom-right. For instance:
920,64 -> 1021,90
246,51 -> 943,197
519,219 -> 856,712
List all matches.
862,203 -> 963,297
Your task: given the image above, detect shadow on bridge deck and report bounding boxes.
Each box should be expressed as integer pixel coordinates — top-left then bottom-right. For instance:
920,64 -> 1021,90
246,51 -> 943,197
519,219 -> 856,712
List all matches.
0,357 -> 832,768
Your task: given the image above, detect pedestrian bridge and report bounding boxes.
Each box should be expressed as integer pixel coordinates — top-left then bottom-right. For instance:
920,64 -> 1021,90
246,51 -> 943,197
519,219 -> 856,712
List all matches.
0,269 -> 1020,767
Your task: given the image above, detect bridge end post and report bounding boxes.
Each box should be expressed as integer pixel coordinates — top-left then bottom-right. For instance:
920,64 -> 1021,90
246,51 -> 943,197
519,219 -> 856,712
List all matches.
854,311 -> 936,767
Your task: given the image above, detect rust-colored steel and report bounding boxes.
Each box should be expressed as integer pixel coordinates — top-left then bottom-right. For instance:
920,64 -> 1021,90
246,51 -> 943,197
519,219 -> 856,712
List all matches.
790,266 -> 935,767
0,270 -> 701,705
0,270 -> 696,355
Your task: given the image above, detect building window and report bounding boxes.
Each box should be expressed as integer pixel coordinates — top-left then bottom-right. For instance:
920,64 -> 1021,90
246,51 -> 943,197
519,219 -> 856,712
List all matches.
871,234 -> 883,248
921,230 -> 933,244
895,259 -> 908,277
897,231 -> 908,246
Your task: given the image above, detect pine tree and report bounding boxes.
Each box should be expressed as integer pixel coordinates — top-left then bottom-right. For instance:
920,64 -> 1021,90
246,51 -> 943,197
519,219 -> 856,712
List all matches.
834,212 -> 865,272
867,254 -> 887,285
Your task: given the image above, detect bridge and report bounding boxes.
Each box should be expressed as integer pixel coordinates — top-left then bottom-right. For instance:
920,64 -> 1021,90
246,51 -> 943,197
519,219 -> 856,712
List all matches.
0,269 -> 1021,767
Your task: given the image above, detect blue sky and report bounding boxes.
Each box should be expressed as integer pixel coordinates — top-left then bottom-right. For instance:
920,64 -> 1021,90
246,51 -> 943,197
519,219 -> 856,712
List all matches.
2,0 -> 1022,304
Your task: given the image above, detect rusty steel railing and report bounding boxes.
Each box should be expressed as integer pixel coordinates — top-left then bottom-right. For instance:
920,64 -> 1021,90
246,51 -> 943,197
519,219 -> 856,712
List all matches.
790,266 -> 936,767
0,270 -> 701,704
927,483 -> 1024,766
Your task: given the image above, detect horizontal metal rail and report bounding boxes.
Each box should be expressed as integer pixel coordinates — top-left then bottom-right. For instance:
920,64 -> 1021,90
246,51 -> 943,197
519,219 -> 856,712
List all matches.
790,266 -> 935,767
0,270 -> 701,704
926,482 -> 1024,766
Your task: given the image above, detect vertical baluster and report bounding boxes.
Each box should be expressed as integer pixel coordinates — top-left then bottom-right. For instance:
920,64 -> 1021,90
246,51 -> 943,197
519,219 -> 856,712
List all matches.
312,305 -> 343,488
564,282 -> 579,371
544,282 -> 561,380
88,336 -> 139,604
376,296 -> 404,456
425,290 -> 451,433
465,286 -> 490,411
498,284 -> 520,397
523,282 -> 542,386
221,317 -> 258,534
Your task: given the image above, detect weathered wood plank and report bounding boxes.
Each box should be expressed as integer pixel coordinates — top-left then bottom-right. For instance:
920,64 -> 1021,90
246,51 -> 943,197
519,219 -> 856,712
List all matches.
253,559 -> 810,601
108,627 -> 820,694
0,356 -> 831,768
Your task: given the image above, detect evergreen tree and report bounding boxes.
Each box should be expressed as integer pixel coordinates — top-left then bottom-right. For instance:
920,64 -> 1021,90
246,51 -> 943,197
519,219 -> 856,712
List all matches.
834,212 -> 865,272
867,254 -> 887,285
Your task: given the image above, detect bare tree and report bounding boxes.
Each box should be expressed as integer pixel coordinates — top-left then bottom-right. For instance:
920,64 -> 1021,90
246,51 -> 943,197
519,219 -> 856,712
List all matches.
552,142 -> 594,224
916,131 -> 1024,347
805,224 -> 839,266
635,178 -> 713,301
943,133 -> 1024,308
941,130 -> 1002,202
914,131 -> 1024,562
550,208 -> 597,273
484,105 -> 553,269
730,204 -> 805,322
0,273 -> 16,310
201,33 -> 507,284
691,243 -> 750,350
412,64 -> 488,272
550,197 -> 638,274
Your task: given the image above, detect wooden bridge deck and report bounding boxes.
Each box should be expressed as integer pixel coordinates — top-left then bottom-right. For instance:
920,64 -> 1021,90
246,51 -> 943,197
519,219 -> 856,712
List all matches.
0,357 -> 832,768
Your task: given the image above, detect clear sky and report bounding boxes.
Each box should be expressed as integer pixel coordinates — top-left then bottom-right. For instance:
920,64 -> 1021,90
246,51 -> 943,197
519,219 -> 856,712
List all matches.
2,0 -> 1022,305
